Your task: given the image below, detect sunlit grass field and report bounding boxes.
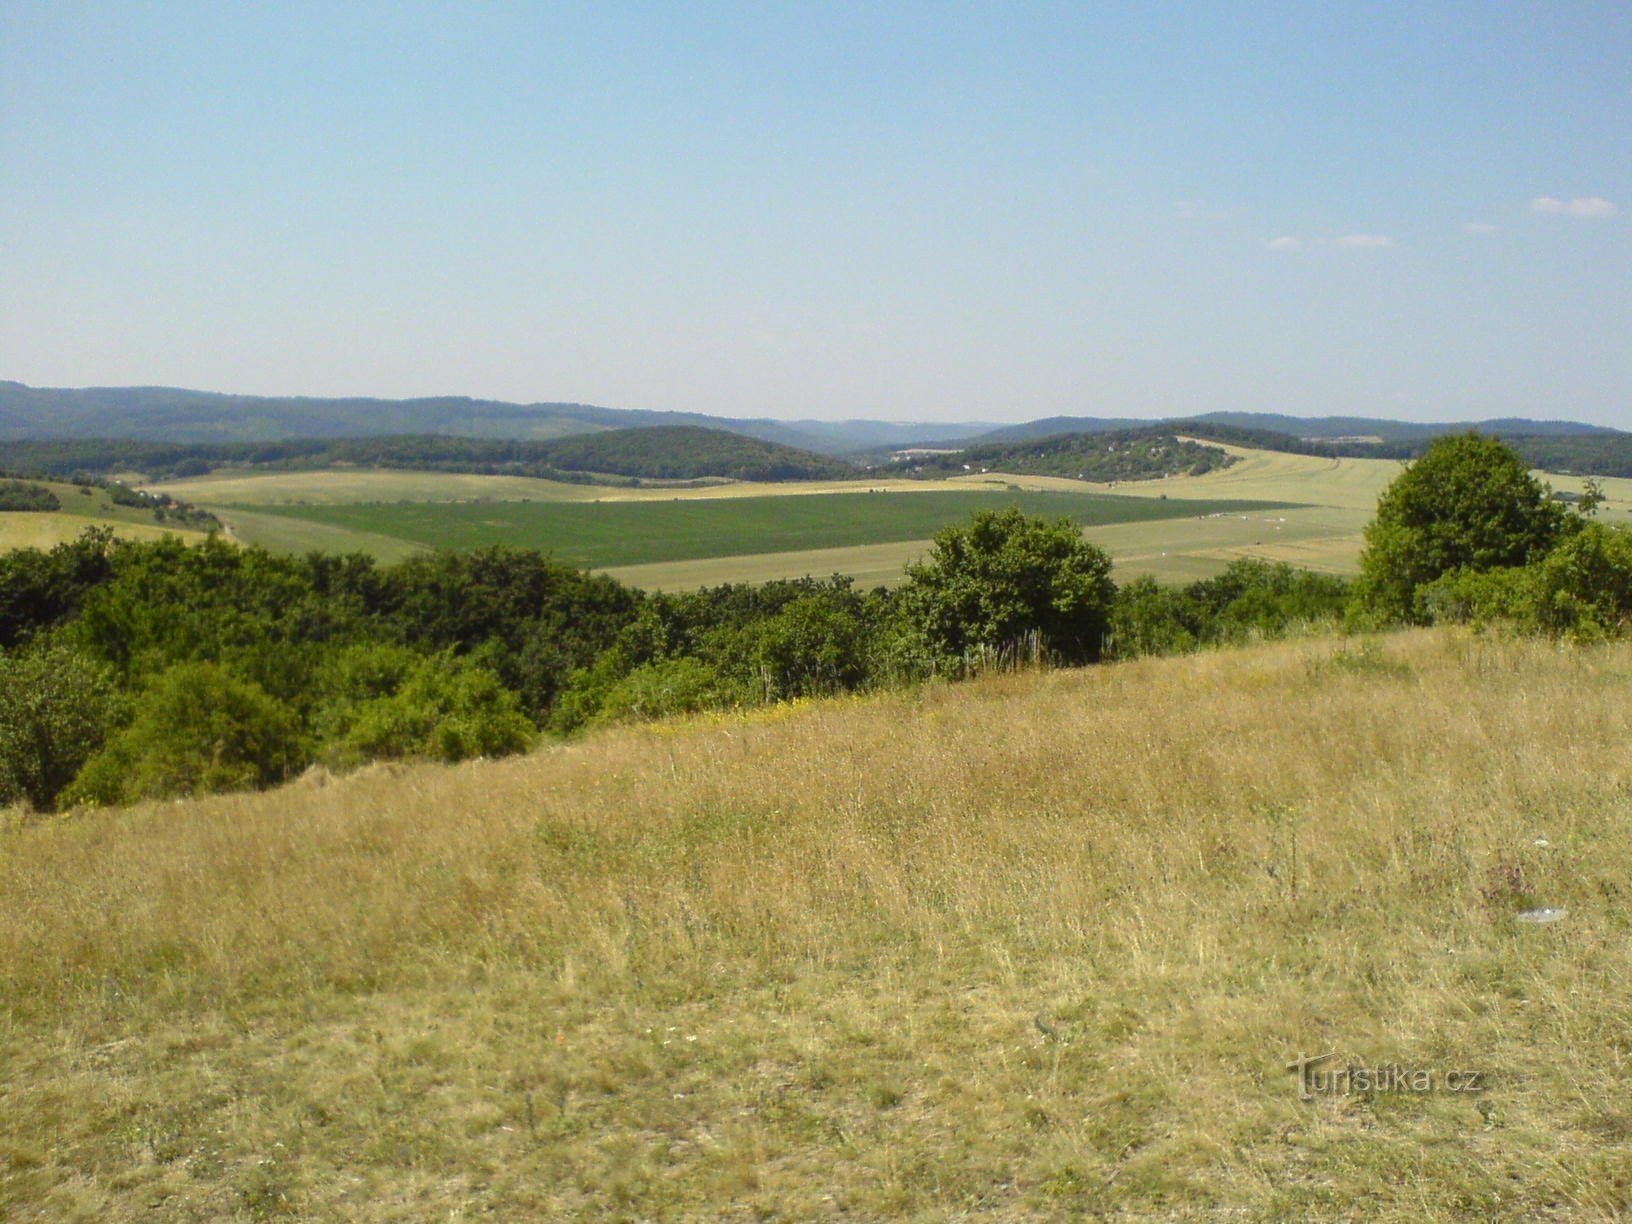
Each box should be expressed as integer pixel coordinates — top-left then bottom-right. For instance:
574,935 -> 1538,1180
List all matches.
0,481 -> 213,552
4,628 -> 1631,1219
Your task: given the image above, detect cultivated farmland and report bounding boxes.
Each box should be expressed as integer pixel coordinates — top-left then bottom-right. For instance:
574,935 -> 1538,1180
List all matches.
140,446 -> 1632,588
230,489 -> 1301,571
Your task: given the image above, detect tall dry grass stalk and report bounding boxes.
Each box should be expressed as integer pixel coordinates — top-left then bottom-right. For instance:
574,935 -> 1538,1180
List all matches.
3,628 -> 1630,1219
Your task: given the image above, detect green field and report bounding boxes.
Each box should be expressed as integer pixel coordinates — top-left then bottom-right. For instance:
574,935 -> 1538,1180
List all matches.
239,490 -> 1301,570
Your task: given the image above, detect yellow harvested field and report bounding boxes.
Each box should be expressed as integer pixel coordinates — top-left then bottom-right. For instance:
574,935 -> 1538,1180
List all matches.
600,504 -> 1370,591
145,468 -> 1088,507
0,512 -> 196,552
145,469 -> 616,505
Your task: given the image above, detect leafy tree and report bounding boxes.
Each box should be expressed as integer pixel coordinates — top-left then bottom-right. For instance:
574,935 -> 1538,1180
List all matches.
0,646 -> 119,811
1357,433 -> 1567,623
63,663 -> 308,806
900,508 -> 1116,668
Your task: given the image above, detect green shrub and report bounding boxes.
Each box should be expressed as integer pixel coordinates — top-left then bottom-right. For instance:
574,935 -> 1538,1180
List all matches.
1414,525 -> 1632,641
328,654 -> 536,767
1414,566 -> 1539,630
1109,576 -> 1199,659
0,646 -> 119,811
63,662 -> 308,806
736,593 -> 869,701
592,656 -> 733,726
1528,522 -> 1632,640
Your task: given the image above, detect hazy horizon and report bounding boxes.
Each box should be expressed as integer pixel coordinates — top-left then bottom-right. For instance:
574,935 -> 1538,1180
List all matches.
1,374 -> 1625,432
3,4 -> 1628,428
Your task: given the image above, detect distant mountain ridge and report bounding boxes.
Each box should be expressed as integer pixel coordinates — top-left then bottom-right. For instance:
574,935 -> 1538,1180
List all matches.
0,381 -> 996,455
0,381 -> 1621,460
970,412 -> 1624,445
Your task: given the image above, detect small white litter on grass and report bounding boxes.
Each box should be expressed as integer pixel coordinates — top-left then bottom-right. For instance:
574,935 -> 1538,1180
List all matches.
1516,907 -> 1567,924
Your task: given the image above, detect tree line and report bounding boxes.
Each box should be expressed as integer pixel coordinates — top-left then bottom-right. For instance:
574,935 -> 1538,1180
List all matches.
0,426 -> 860,485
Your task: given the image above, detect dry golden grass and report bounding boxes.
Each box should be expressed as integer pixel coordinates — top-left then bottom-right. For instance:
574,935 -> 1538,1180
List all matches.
4,628 -> 1632,1219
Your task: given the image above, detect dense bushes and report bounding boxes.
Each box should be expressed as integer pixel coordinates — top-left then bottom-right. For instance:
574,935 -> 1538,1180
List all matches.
322,652 -> 538,766
1417,522 -> 1632,640
1110,560 -> 1352,658
63,663 -> 307,806
0,481 -> 60,512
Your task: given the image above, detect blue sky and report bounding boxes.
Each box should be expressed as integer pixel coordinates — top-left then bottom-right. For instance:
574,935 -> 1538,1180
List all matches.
2,2 -> 1627,426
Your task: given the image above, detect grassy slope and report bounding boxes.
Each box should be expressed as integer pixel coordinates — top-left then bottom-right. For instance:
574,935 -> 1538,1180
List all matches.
231,490 -> 1299,570
0,481 -> 213,551
4,628 -> 1631,1219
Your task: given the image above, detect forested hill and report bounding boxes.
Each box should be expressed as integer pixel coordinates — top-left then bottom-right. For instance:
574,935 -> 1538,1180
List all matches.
897,430 -> 1236,481
1161,422 -> 1632,479
0,428 -> 859,485
530,426 -> 857,481
971,411 -> 1620,446
0,381 -> 993,455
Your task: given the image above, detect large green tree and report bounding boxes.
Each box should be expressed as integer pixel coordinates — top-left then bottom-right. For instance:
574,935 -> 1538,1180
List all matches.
1357,433 -> 1568,622
900,508 -> 1116,668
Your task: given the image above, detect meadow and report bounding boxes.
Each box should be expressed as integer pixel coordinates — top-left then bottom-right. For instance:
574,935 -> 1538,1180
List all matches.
3,627 -> 1629,1219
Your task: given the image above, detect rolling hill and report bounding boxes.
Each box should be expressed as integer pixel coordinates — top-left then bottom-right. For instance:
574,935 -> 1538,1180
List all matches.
895,429 -> 1236,481
0,381 -> 994,455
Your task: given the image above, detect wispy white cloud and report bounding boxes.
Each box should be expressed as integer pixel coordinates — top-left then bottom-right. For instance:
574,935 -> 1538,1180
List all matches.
1172,199 -> 1204,220
1264,235 -> 1303,251
1530,196 -> 1617,218
1335,233 -> 1394,248
1463,221 -> 1500,234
